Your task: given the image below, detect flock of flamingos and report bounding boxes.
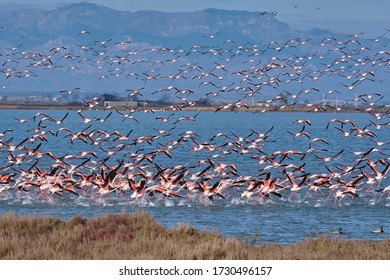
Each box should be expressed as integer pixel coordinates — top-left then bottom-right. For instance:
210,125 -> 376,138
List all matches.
0,25 -> 389,207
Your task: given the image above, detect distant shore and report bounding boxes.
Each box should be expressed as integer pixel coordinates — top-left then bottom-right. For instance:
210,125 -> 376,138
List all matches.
0,212 -> 388,260
0,103 -> 387,113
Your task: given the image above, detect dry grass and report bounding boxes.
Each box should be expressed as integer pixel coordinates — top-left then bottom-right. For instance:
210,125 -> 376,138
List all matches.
0,212 -> 389,260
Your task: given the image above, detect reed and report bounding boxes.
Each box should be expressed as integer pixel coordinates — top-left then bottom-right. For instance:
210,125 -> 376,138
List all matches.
0,212 -> 389,260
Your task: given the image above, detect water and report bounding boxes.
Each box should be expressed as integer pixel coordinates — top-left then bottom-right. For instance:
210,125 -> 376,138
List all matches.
0,109 -> 389,244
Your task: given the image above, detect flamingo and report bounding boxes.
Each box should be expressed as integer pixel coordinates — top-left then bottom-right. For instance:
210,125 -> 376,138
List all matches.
287,125 -> 310,139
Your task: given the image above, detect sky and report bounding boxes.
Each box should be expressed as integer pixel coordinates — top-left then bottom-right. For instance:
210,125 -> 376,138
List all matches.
0,0 -> 389,37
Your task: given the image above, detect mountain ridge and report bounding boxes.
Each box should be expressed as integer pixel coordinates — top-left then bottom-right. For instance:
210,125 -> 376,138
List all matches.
0,2 -> 388,100
0,2 -> 304,48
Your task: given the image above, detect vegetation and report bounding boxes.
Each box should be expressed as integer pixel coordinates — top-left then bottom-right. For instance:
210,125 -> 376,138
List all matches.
0,212 -> 389,260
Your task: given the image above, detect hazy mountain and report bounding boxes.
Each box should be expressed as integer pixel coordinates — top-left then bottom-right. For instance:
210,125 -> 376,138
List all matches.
0,2 -> 388,102
0,2 -> 323,48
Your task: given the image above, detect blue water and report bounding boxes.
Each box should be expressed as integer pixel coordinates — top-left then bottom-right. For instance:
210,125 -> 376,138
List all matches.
0,110 -> 389,244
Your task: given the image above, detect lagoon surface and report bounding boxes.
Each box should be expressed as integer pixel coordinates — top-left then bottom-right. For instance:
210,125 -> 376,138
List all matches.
0,110 -> 389,244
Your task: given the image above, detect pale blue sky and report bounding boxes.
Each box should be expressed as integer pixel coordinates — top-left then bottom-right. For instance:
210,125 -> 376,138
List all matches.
1,0 -> 389,37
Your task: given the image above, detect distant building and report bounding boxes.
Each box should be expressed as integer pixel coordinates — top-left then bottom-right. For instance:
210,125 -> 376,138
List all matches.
257,101 -> 271,107
104,101 -> 138,107
100,92 -> 138,107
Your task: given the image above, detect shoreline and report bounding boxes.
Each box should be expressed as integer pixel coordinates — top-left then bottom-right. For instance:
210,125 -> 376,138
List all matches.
0,103 -> 387,113
0,212 -> 388,260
